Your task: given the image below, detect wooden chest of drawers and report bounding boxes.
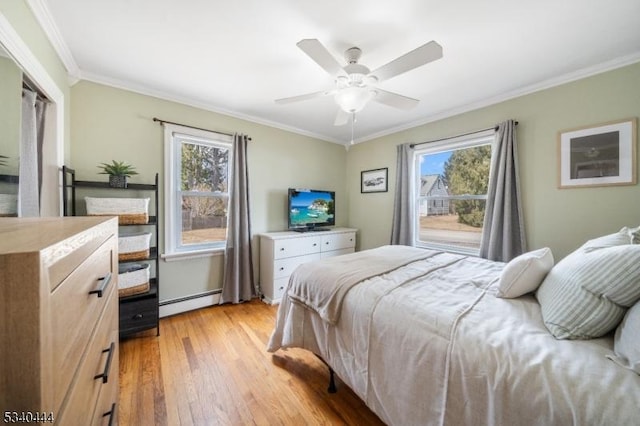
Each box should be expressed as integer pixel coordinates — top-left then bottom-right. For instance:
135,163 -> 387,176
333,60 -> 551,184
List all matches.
0,217 -> 119,425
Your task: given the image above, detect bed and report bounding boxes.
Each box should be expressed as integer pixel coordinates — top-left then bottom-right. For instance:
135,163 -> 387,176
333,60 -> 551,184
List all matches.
267,233 -> 640,426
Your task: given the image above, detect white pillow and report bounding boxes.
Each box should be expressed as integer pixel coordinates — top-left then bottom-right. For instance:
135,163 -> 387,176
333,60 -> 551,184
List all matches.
582,227 -> 634,251
496,247 -> 554,298
607,302 -> 640,374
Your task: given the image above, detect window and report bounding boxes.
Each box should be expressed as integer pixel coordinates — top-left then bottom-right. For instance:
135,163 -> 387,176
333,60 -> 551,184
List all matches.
414,131 -> 494,255
164,123 -> 233,257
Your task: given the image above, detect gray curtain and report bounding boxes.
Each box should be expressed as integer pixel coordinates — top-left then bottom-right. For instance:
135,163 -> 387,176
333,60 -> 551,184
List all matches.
19,89 -> 46,217
390,143 -> 415,245
220,133 -> 255,304
479,120 -> 526,261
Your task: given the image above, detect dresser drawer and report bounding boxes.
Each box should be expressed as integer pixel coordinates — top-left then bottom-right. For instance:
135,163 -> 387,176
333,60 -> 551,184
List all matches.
321,247 -> 354,258
273,277 -> 289,300
273,236 -> 321,259
91,330 -> 119,426
56,291 -> 118,426
50,235 -> 117,411
321,232 -> 356,252
120,296 -> 158,335
273,253 -> 320,279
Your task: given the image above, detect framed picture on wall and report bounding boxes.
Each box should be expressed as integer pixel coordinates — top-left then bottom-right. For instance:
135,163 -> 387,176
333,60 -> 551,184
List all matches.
558,118 -> 637,188
361,168 -> 388,193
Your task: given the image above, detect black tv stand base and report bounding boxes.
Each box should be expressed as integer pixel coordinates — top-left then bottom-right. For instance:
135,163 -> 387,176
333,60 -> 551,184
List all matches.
292,227 -> 330,233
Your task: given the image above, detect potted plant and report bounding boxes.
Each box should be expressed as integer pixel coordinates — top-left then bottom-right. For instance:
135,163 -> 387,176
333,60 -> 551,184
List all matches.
98,160 -> 138,188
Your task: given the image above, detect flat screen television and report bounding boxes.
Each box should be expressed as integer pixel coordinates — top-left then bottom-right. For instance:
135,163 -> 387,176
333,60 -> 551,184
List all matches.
288,188 -> 335,232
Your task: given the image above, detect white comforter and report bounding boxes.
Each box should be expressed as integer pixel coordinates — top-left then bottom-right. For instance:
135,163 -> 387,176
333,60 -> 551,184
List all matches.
267,246 -> 640,426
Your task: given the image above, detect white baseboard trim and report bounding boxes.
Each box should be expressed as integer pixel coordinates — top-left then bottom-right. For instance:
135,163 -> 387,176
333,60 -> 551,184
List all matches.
159,292 -> 221,318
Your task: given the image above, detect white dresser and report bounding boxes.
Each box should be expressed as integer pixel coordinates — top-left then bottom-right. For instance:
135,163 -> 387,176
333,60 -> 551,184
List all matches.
0,217 -> 119,425
259,227 -> 357,304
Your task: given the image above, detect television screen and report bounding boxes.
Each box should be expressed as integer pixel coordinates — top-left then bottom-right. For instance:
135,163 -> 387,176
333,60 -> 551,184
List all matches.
288,188 -> 335,231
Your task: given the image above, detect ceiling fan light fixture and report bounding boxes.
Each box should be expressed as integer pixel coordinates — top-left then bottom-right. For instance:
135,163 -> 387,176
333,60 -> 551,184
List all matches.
335,87 -> 375,113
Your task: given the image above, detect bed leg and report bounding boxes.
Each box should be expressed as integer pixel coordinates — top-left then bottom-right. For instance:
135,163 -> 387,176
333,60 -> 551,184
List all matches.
315,354 -> 338,393
328,367 -> 337,394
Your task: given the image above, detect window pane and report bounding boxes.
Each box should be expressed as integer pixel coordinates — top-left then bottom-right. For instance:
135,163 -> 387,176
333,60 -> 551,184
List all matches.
181,142 -> 228,192
181,195 -> 228,245
443,145 -> 491,195
418,198 -> 485,251
417,143 -> 491,252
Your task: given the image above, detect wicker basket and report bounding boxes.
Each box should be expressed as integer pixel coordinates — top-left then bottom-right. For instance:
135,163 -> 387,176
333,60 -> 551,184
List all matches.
118,232 -> 152,261
85,197 -> 149,225
118,263 -> 150,297
0,193 -> 18,217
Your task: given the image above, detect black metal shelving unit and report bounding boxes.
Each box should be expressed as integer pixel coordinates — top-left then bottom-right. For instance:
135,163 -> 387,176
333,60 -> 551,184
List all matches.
62,165 -> 160,338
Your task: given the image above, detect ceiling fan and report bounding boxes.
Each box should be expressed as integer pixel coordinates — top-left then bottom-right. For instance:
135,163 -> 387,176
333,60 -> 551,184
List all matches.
275,39 -> 443,126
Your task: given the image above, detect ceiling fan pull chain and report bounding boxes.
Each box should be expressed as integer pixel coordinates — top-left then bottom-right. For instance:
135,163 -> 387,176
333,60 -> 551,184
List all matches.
350,113 -> 356,145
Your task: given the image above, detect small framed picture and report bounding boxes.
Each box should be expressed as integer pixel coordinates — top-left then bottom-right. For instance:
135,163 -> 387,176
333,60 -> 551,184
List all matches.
558,118 -> 637,188
361,168 -> 388,193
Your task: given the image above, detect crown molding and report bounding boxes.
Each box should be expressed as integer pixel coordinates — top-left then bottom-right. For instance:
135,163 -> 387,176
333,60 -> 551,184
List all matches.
77,69 -> 344,145
358,51 -> 640,143
26,0 -> 80,77
23,0 -> 640,147
0,11 -> 63,103
0,9 -> 65,215
77,50 -> 640,147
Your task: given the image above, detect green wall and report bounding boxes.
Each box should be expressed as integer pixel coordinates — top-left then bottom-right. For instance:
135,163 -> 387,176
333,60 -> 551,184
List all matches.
1,2 -> 71,216
0,0 -> 71,161
4,1 -> 640,300
0,55 -> 21,176
347,62 -> 640,260
70,81 -> 347,302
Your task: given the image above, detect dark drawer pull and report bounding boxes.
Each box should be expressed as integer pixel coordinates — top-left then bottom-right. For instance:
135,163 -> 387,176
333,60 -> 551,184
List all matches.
94,342 -> 115,384
89,272 -> 112,298
133,313 -> 144,320
103,403 -> 116,426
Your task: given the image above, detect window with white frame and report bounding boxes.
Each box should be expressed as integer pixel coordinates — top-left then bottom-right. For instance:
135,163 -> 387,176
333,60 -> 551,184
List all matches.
414,131 -> 494,255
164,123 -> 233,257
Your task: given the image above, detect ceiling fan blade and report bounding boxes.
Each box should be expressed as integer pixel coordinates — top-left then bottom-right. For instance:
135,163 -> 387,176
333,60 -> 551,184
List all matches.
297,39 -> 347,77
275,90 -> 332,105
369,41 -> 443,82
373,89 -> 420,110
334,109 -> 351,126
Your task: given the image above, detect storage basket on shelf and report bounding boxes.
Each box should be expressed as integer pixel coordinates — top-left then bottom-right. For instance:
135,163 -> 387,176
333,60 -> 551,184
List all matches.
118,231 -> 152,261
85,197 -> 149,225
118,263 -> 150,297
0,193 -> 17,217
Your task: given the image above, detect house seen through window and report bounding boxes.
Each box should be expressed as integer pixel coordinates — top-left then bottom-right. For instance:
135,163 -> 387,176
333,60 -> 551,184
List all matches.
164,124 -> 233,256
415,133 -> 493,255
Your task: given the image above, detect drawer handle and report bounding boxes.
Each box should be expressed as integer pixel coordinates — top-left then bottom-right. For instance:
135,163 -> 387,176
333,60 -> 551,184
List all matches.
94,342 -> 115,384
313,243 -> 317,246
279,247 -> 285,251
133,313 -> 144,320
103,403 -> 116,426
89,272 -> 112,298
279,267 -> 285,271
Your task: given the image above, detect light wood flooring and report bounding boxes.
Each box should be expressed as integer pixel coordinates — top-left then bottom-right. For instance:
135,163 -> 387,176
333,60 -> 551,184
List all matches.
118,300 -> 385,425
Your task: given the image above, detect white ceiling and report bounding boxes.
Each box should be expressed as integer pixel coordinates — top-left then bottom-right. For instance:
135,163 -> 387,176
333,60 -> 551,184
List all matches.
32,0 -> 640,145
